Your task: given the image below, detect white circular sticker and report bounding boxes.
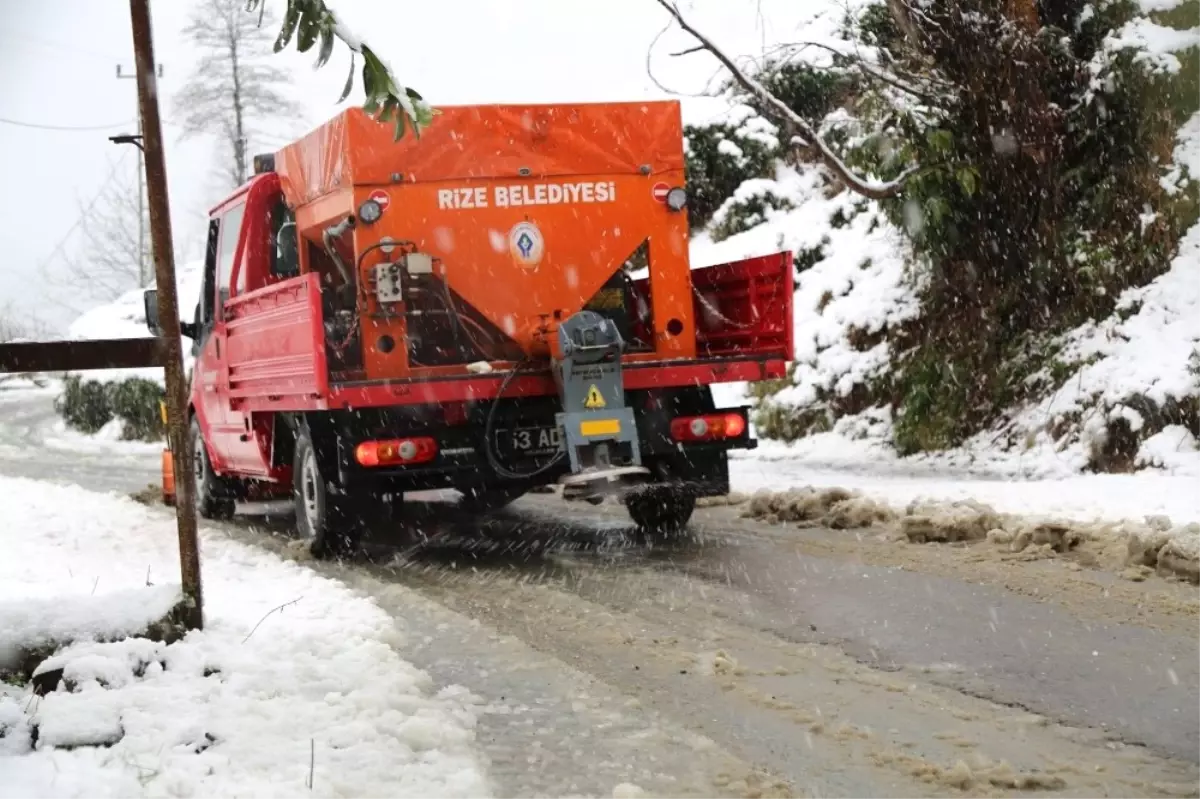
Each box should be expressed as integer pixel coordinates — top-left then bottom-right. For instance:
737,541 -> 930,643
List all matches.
508,221 -> 545,269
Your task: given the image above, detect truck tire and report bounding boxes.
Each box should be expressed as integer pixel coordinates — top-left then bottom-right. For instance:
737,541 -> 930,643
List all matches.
624,487 -> 695,534
190,418 -> 235,520
457,485 -> 526,514
292,426 -> 357,558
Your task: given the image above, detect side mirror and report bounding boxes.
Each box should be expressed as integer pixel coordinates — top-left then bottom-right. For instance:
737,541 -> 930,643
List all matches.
143,289 -> 163,336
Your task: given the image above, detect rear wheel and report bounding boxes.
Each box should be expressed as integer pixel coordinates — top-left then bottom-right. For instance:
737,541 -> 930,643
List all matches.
457,485 -> 527,514
190,418 -> 235,520
624,486 -> 695,534
293,426 -> 358,558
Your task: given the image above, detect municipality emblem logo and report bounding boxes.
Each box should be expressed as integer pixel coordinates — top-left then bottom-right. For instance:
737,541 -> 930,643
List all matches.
508,221 -> 544,269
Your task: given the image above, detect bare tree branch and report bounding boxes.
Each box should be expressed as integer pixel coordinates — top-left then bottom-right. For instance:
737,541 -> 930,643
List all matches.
41,150 -> 149,311
652,0 -> 919,200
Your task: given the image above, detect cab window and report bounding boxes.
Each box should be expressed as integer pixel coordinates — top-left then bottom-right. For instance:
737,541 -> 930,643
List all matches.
216,202 -> 247,306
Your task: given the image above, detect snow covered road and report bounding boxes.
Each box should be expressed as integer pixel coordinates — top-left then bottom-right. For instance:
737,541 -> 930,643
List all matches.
2,384 -> 1198,797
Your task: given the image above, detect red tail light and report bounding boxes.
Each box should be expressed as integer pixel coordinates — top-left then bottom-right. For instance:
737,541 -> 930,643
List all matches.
355,437 -> 438,467
669,412 -> 747,442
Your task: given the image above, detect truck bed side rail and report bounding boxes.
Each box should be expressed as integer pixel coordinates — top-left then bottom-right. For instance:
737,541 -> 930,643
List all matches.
653,250 -> 795,361
632,251 -> 793,361
224,273 -> 328,402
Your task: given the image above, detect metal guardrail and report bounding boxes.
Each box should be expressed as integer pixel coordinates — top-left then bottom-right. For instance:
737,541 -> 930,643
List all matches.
0,337 -> 168,374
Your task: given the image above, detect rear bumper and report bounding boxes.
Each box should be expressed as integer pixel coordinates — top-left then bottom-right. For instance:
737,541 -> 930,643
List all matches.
336,430 -> 754,495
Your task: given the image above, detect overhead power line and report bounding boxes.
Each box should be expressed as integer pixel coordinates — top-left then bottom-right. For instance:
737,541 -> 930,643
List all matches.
0,115 -> 136,132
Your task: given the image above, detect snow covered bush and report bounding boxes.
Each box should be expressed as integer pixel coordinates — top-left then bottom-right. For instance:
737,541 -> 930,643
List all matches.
683,105 -> 780,232
691,0 -> 1198,469
55,375 -> 166,441
54,376 -> 114,435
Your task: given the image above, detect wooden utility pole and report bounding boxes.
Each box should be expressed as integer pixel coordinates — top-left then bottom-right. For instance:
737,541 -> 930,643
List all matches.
129,0 -> 204,630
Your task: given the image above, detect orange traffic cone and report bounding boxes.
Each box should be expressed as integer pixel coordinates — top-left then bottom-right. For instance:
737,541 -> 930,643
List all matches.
158,399 -> 175,506
162,447 -> 176,506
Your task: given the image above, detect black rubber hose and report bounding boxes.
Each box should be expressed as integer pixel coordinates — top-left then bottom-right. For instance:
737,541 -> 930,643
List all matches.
483,357 -> 566,481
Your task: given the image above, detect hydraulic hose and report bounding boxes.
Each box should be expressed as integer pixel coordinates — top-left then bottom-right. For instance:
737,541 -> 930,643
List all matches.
483,357 -> 566,481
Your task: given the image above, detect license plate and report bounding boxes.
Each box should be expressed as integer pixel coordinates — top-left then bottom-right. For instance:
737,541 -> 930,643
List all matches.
495,425 -> 563,458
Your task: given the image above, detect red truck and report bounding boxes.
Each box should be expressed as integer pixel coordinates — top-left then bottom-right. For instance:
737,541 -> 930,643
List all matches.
145,100 -> 793,557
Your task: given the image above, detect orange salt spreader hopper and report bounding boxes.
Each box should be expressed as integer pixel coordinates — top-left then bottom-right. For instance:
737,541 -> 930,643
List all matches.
275,100 -> 695,380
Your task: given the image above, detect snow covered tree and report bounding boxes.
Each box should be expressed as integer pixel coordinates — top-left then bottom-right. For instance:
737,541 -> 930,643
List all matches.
174,0 -> 305,189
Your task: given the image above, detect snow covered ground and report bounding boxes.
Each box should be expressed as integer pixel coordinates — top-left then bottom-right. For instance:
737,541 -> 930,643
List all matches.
0,476 -> 491,798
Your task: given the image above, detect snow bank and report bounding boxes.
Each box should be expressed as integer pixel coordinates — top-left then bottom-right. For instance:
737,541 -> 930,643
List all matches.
0,586 -> 182,675
0,476 -> 491,797
65,259 -> 203,385
730,454 -> 1200,526
39,417 -> 163,457
730,482 -> 1200,582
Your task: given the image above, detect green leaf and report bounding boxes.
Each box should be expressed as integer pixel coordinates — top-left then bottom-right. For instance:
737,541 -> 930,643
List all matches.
274,1 -> 301,53
393,103 -> 407,140
926,128 -> 953,155
315,23 -> 336,70
956,167 -> 978,196
260,0 -> 433,141
297,9 -> 319,53
361,57 -> 376,101
338,53 -> 356,103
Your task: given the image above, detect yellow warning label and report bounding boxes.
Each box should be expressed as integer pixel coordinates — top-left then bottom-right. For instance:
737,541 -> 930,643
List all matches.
584,385 -> 607,409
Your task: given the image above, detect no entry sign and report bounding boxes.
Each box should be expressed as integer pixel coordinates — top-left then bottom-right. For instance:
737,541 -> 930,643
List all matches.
369,189 -> 391,209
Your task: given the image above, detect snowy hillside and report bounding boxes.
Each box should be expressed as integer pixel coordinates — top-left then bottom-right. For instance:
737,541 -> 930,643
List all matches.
685,0 -> 1200,481
697,112 -> 1200,481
